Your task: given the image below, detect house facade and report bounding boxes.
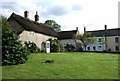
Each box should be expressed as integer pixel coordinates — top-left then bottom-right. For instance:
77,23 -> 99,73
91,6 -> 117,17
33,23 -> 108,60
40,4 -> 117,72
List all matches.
85,37 -> 106,51
8,11 -> 58,50
58,28 -> 82,52
85,25 -> 120,52
106,34 -> 120,52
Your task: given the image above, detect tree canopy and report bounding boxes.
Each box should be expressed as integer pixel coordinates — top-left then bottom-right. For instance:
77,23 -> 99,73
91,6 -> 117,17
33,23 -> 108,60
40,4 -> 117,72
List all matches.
2,16 -> 29,65
73,32 -> 96,51
44,20 -> 61,32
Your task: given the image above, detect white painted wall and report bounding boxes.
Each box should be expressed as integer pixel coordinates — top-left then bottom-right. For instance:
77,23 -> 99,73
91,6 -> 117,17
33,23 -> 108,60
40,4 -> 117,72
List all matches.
9,19 -> 57,50
60,39 -> 76,47
85,37 -> 106,51
19,30 -> 57,49
59,39 -> 76,51
85,36 -> 120,52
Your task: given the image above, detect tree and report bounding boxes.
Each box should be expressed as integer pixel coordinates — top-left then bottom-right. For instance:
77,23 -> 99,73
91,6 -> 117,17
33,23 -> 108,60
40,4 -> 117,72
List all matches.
99,36 -> 106,51
2,16 -> 29,65
73,32 -> 96,51
81,33 -> 96,51
44,20 -> 61,32
0,16 -> 2,48
0,16 -> 2,65
72,34 -> 83,51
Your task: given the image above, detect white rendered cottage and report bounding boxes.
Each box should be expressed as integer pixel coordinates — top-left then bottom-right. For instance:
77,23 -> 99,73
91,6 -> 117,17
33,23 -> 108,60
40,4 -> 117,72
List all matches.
8,11 -> 58,50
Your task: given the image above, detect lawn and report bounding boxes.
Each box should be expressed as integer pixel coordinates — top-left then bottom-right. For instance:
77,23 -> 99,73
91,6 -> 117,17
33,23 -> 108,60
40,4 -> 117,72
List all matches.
2,52 -> 119,79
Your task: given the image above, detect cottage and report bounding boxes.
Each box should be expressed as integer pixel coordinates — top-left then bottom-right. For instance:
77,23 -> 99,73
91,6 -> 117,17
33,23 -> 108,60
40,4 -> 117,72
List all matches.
58,27 -> 82,52
8,11 -> 58,50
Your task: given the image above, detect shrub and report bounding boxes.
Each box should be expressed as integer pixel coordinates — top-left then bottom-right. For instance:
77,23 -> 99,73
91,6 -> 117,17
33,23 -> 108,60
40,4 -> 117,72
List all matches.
51,43 -> 60,52
108,48 -> 111,52
2,16 -> 30,65
40,49 -> 45,53
24,41 -> 41,53
64,44 -> 75,52
47,38 -> 60,52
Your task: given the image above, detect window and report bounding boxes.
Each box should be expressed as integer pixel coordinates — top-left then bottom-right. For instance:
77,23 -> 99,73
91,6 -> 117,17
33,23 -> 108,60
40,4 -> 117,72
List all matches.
30,32 -> 35,36
98,46 -> 102,48
98,38 -> 101,42
87,47 -> 90,50
115,46 -> 119,51
115,37 -> 119,42
30,32 -> 32,35
93,46 -> 96,50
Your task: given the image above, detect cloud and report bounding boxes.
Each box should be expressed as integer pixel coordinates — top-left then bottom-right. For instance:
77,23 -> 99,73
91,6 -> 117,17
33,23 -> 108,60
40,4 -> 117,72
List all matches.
48,5 -> 70,16
0,0 -> 82,18
1,2 -> 19,11
0,0 -> 41,19
72,4 -> 82,11
41,4 -> 82,17
41,5 -> 70,17
0,0 -> 119,33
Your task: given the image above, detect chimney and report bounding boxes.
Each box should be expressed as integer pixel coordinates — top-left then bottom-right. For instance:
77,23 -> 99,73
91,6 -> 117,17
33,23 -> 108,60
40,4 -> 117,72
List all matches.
24,11 -> 29,18
76,27 -> 78,31
84,26 -> 86,33
35,11 -> 39,22
104,24 -> 107,51
104,25 -> 107,31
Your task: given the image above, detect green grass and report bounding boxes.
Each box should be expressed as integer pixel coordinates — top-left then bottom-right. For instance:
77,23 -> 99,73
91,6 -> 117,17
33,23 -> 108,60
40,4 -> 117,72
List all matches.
2,52 -> 119,79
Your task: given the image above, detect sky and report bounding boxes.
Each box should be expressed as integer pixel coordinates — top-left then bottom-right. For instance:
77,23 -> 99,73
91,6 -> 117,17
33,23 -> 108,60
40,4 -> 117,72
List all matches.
0,0 -> 119,33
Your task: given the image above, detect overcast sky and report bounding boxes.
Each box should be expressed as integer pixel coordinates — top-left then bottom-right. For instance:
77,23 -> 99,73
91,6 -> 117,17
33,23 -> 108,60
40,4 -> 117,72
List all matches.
0,0 -> 119,33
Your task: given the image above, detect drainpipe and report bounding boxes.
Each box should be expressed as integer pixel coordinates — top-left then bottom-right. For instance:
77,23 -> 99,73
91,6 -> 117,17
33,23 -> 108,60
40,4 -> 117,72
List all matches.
104,25 -> 107,51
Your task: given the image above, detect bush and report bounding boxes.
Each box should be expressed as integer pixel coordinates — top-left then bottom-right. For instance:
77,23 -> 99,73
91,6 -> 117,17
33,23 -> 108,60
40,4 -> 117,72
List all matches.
64,44 -> 75,52
51,43 -> 60,52
47,38 -> 60,52
24,42 -> 41,53
40,49 -> 45,53
2,16 -> 30,65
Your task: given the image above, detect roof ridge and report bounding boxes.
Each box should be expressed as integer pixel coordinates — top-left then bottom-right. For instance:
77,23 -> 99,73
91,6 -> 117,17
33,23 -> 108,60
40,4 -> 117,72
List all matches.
87,28 -> 120,32
58,30 -> 77,33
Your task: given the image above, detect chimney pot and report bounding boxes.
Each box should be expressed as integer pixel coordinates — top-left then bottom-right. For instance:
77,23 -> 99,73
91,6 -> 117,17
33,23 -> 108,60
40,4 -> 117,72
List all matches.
105,25 -> 107,30
76,27 -> 78,31
35,11 -> 39,22
24,11 -> 29,18
36,11 -> 38,15
84,26 -> 86,33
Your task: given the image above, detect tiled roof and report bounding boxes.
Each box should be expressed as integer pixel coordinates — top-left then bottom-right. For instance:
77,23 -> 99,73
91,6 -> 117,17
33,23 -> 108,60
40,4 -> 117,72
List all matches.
87,28 -> 120,37
8,13 -> 58,37
58,30 -> 77,40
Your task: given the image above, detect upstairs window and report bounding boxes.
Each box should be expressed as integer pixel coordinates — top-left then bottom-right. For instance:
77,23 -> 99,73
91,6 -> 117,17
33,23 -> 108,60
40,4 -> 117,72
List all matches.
115,37 -> 119,42
98,38 -> 101,42
30,32 -> 35,36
